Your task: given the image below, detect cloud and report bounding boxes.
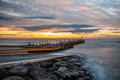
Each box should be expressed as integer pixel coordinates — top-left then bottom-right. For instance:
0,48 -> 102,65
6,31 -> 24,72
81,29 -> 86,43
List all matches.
23,16 -> 56,20
0,0 -> 120,38
0,25 -> 27,31
21,24 -> 99,33
37,28 -> 75,32
0,26 -> 81,38
22,24 -> 95,30
0,12 -> 20,21
0,16 -> 13,21
0,25 -> 119,39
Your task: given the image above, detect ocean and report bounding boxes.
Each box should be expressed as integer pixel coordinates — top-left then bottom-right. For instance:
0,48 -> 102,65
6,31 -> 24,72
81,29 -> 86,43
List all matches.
0,38 -> 120,80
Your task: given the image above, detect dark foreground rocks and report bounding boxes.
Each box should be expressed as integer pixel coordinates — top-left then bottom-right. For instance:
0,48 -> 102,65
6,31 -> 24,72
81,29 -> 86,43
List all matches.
0,55 -> 95,80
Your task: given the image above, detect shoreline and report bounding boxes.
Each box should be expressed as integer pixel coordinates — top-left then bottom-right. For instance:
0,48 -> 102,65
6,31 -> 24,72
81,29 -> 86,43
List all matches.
0,55 -> 95,80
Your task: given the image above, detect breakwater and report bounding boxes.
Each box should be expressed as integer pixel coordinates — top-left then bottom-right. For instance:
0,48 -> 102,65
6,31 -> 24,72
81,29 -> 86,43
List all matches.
0,39 -> 84,53
0,55 -> 95,80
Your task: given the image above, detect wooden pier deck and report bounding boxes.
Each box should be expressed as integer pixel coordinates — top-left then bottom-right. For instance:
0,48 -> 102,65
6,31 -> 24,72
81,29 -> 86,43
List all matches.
0,39 -> 85,54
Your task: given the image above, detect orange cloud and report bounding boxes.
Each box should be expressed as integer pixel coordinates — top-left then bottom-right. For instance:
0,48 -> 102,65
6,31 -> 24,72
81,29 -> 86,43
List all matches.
0,25 -> 26,31
0,26 -> 120,39
0,26 -> 79,38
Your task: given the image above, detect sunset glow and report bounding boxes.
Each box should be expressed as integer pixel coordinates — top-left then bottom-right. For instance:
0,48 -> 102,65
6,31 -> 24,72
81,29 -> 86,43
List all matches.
0,0 -> 120,39
0,26 -> 119,39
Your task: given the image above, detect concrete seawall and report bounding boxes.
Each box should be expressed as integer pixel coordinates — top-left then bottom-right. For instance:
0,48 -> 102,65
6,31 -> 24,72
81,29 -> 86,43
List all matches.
0,39 -> 85,54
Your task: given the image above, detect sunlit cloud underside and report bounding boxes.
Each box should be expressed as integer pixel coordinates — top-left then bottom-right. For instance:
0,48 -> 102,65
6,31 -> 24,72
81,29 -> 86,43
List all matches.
0,0 -> 120,38
0,26 -> 119,38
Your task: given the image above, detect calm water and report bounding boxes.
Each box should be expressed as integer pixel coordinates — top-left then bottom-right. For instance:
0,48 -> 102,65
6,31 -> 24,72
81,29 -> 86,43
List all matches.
0,38 -> 120,80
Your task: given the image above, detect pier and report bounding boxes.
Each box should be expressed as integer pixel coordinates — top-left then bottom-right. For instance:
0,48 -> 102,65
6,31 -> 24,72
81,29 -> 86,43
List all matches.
0,39 -> 85,54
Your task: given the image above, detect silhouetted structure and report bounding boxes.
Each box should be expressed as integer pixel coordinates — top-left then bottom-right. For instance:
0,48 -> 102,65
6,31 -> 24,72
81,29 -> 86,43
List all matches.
0,39 -> 85,53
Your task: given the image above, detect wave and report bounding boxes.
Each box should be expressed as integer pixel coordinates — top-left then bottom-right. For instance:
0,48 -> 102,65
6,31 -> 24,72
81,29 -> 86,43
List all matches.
83,55 -> 119,80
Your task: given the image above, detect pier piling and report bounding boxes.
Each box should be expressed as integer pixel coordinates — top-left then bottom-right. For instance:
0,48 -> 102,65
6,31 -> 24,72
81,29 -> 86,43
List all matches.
0,39 -> 85,54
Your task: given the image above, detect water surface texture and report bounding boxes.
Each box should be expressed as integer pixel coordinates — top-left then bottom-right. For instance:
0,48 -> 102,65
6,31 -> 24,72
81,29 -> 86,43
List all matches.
0,38 -> 120,80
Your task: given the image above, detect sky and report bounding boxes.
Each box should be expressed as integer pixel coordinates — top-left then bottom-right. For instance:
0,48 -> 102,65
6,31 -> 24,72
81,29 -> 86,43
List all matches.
0,0 -> 120,38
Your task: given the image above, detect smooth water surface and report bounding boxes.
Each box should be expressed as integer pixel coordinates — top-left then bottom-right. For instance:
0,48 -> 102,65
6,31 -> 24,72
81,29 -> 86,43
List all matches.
0,38 -> 120,80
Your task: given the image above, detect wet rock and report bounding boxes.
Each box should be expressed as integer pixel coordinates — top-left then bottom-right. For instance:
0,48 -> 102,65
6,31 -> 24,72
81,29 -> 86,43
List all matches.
85,71 -> 94,80
79,71 -> 85,76
0,55 -> 95,80
54,71 -> 67,79
2,76 -> 25,80
80,66 -> 88,72
60,57 -> 72,61
29,69 -> 58,80
71,71 -> 79,77
24,76 -> 32,80
29,67 -> 46,80
64,71 -> 72,78
29,63 -> 41,71
0,68 -> 8,78
76,78 -> 85,80
52,64 -> 58,70
73,62 -> 83,66
57,67 -> 68,72
9,66 -> 28,76
54,67 -> 72,79
70,58 -> 78,62
54,61 -> 68,67
29,64 -> 58,80
40,61 -> 53,68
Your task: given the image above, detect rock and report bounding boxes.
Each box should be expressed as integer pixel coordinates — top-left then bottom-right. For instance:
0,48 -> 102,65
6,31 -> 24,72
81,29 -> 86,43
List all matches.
9,66 -> 28,76
79,71 -> 85,76
52,64 -> 58,70
57,67 -> 68,72
54,67 -> 73,79
30,70 -> 58,80
76,78 -> 85,80
24,76 -> 32,80
49,67 -> 54,71
70,58 -> 77,62
29,63 -> 41,70
71,71 -> 79,77
80,66 -> 88,72
73,62 -> 82,66
85,71 -> 94,80
61,57 -> 72,61
69,57 -> 81,62
66,63 -> 80,71
29,67 -> 44,79
64,71 -> 72,79
0,68 -> 8,78
54,61 -> 68,67
2,76 -> 25,80
84,76 -> 91,80
40,61 -> 53,68
29,64 -> 58,80
54,70 -> 73,79
54,71 -> 66,79
0,55 -> 95,80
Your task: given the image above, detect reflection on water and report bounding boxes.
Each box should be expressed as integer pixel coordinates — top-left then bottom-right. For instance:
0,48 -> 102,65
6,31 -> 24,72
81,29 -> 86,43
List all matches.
48,38 -> 120,80
0,38 -> 120,80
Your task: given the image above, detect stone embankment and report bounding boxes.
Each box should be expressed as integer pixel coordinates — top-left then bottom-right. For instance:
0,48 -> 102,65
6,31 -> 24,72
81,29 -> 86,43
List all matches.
0,55 -> 95,80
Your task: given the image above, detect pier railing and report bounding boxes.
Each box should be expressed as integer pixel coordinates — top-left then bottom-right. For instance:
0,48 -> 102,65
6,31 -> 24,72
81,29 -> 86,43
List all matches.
0,39 -> 85,53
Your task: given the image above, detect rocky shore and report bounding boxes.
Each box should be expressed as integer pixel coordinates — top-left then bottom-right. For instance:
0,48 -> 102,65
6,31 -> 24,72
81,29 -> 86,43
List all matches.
0,55 -> 95,80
